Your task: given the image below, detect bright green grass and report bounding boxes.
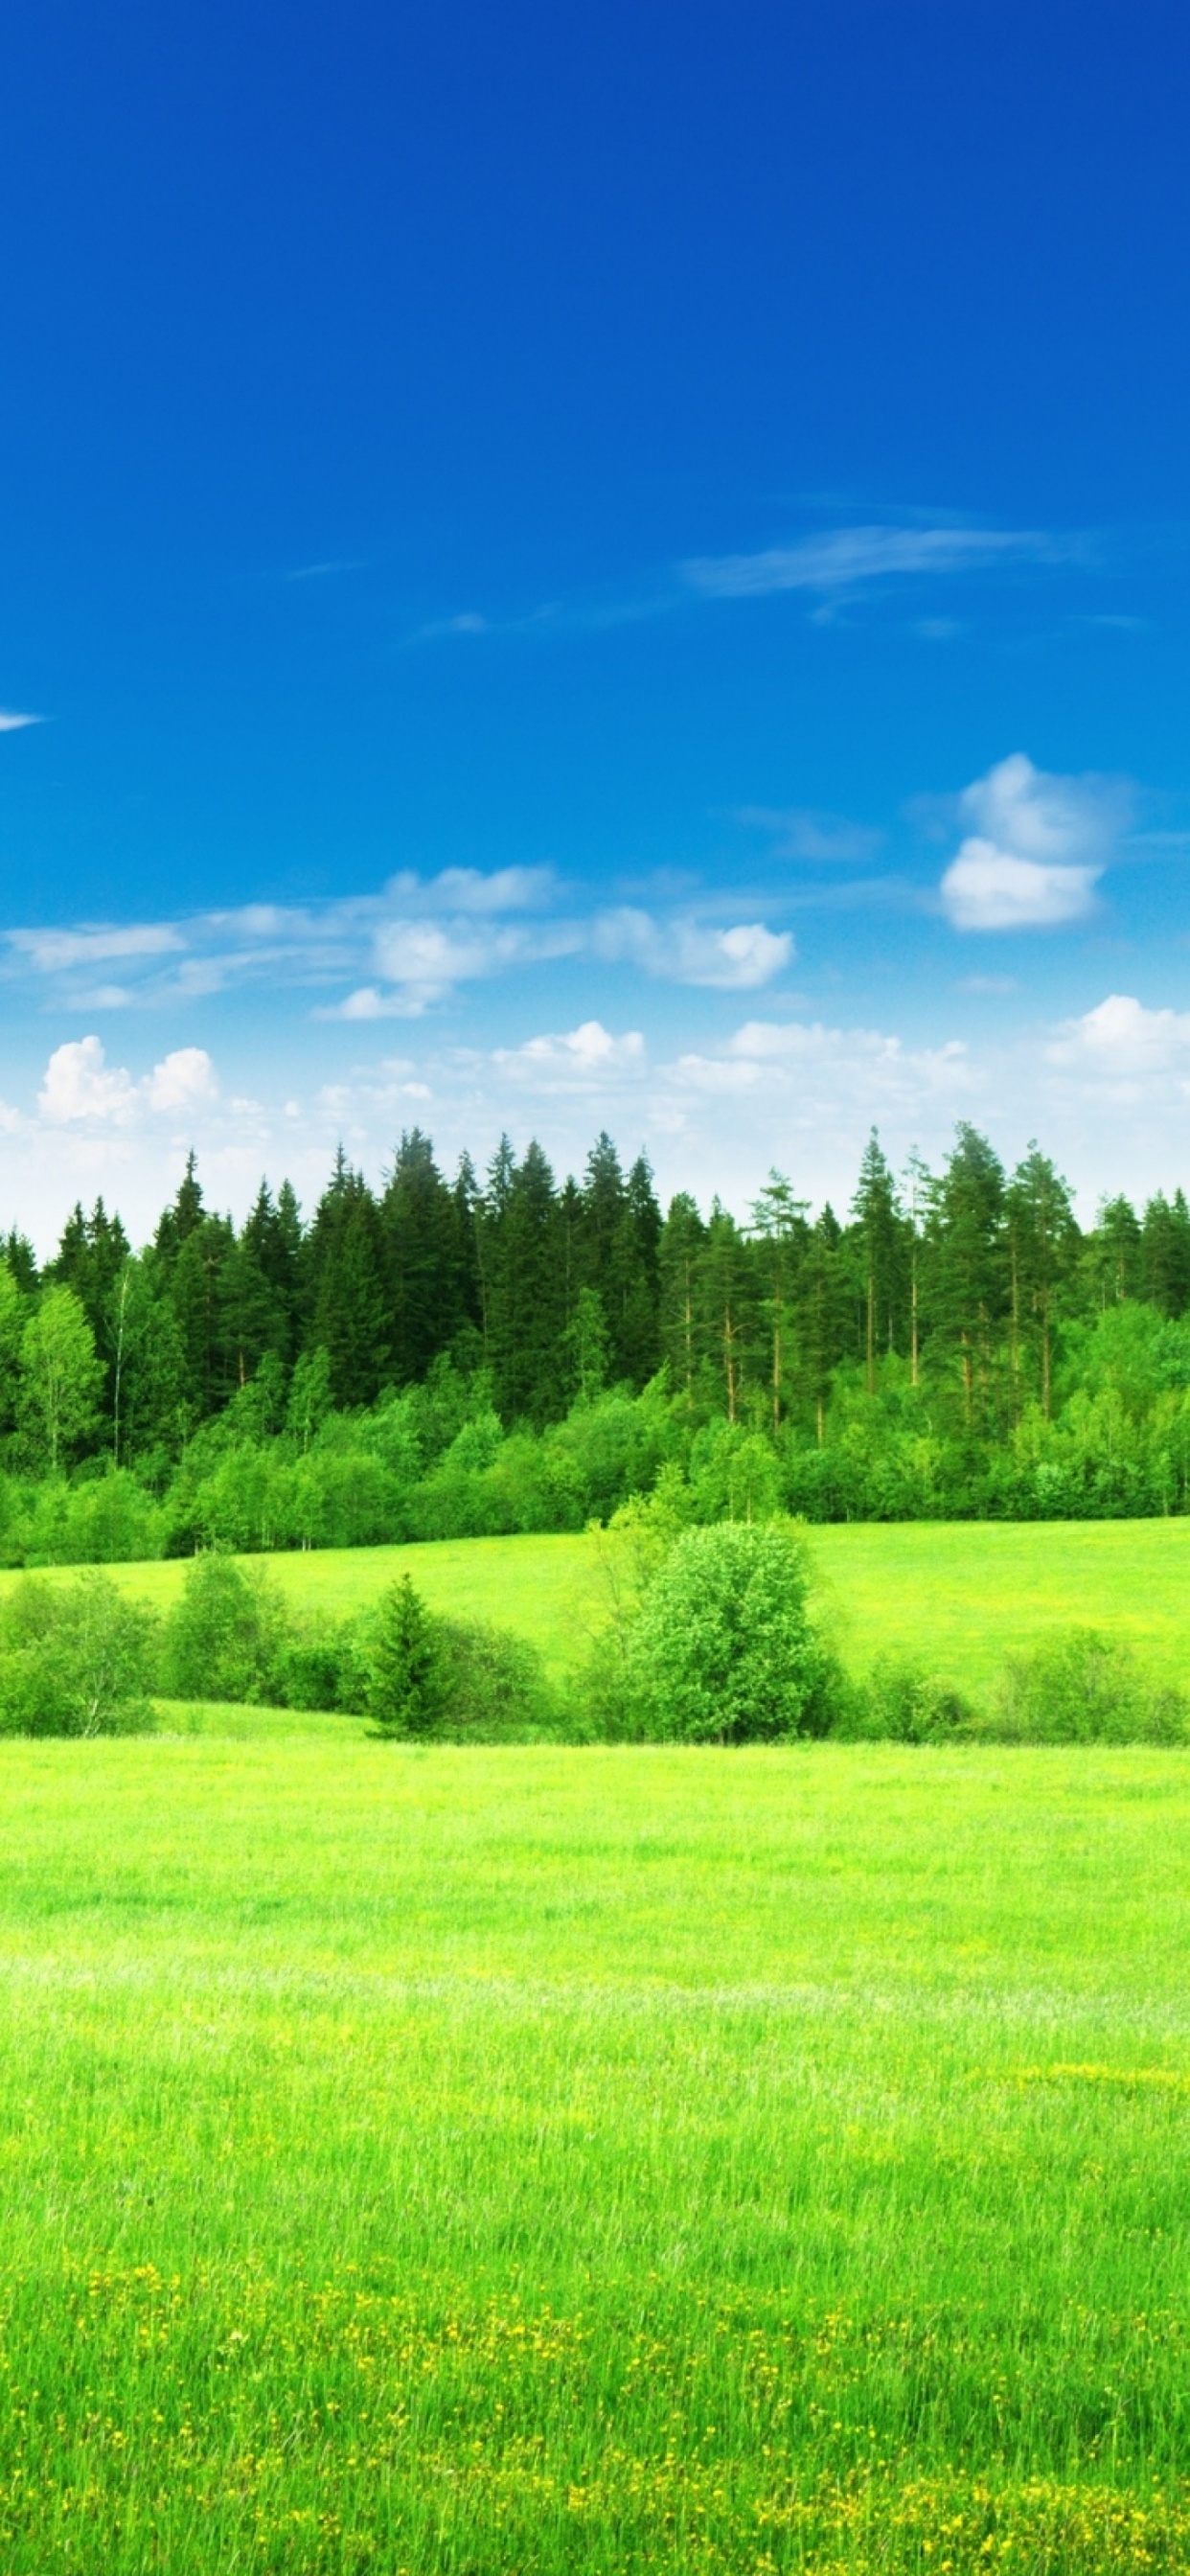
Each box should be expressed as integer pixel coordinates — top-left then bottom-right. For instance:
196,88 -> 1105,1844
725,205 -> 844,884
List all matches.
1,1735 -> 1190,2567
7,1515 -> 1190,1694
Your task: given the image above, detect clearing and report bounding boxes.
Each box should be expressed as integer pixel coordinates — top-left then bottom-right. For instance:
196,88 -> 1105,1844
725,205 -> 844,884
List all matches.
0,1731 -> 1188,2566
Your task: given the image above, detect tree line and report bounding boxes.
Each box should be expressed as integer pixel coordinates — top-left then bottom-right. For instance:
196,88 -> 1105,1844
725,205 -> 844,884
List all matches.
2,1119 -> 1190,1544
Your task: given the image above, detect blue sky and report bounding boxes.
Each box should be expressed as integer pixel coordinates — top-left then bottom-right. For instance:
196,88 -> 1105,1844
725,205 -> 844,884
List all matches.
2,0 -> 1190,1245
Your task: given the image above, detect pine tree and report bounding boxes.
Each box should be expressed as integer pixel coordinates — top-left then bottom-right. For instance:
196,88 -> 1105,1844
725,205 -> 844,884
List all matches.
305,1152 -> 392,1407
154,1151 -> 205,1266
1087,1194 -> 1141,1307
658,1194 -> 706,1412
382,1129 -> 466,1383
697,1205 -> 754,1425
926,1125 -> 1007,1430
483,1139 -> 567,1424
367,1577 -> 445,1738
1004,1145 -> 1080,1419
747,1171 -> 809,1432
1140,1189 -> 1190,1318
848,1131 -> 903,1393
794,1207 -> 850,1443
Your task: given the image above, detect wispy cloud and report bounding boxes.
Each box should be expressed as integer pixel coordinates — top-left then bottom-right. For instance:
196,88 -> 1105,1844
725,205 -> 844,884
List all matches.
939,752 -> 1130,932
683,524 -> 1078,602
739,805 -> 885,864
10,924 -> 185,974
593,909 -> 793,989
0,709 -> 42,733
4,866 -> 794,1017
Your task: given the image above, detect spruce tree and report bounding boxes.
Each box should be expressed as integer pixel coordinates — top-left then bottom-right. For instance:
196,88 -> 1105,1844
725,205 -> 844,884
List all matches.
747,1171 -> 809,1432
1005,1145 -> 1079,1418
367,1577 -> 445,1738
926,1125 -> 1007,1431
658,1193 -> 706,1412
848,1131 -> 903,1393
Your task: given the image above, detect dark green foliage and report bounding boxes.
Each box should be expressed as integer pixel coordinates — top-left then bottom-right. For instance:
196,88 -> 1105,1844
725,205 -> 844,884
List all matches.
0,1573 -> 157,1736
16,1118 -> 1190,1550
305,1152 -> 392,1408
858,1657 -> 977,1742
433,1618 -> 559,1740
482,1138 -> 568,1425
366,1576 -> 446,1737
161,1553 -> 287,1704
993,1628 -> 1189,1743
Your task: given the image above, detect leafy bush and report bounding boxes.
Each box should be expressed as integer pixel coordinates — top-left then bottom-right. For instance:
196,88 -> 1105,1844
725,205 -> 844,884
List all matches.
435,1618 -> 560,1740
852,1656 -> 977,1742
160,1553 -> 288,1704
622,1519 -> 834,1743
0,1573 -> 157,1736
989,1628 -> 1188,1743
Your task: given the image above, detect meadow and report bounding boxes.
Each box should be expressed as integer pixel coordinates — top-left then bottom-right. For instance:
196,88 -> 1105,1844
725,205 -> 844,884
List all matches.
0,1730 -> 1189,2567
7,1511 -> 1190,1694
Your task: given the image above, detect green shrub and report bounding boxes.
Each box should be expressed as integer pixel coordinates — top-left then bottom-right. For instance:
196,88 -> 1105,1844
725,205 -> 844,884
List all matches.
435,1618 -> 560,1740
852,1656 -> 977,1743
623,1519 -> 831,1742
272,1622 -> 365,1714
0,1573 -> 157,1736
160,1553 -> 288,1704
989,1628 -> 1188,1743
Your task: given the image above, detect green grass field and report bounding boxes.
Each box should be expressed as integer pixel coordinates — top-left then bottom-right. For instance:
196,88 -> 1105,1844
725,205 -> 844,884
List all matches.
2,1730 -> 1190,2568
9,1513 -> 1190,1696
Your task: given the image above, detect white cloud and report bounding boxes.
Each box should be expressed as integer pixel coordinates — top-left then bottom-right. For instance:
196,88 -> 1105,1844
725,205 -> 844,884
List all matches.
10,923 -> 185,973
387,865 -> 555,914
493,1021 -> 647,1085
941,841 -> 1100,931
37,1037 -> 217,1127
594,908 -> 792,989
683,525 -> 1067,601
1048,994 -> 1190,1075
39,1038 -> 137,1125
0,709 -> 41,733
144,1047 -> 218,1113
939,752 -> 1129,931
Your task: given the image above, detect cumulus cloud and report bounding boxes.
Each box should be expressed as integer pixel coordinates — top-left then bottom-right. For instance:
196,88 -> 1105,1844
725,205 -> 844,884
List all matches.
1048,994 -> 1190,1075
683,525 -> 1068,602
38,1037 -> 218,1127
939,752 -> 1129,931
492,1021 -> 647,1085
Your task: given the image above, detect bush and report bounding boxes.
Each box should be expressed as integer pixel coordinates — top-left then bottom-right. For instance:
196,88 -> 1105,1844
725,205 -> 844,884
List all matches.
989,1628 -> 1188,1744
852,1656 -> 977,1742
160,1553 -> 288,1704
435,1618 -> 560,1740
0,1573 -> 157,1736
623,1519 -> 832,1742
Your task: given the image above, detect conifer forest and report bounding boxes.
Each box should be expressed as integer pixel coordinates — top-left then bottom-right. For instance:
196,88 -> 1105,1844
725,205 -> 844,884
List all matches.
2,1119 -> 1190,1561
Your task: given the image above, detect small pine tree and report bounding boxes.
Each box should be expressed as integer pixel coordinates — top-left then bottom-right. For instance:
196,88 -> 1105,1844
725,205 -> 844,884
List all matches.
367,1577 -> 446,1739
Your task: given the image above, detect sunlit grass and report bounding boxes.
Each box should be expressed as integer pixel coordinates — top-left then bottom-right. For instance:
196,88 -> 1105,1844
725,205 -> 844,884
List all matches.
7,1512 -> 1190,1695
0,1735 -> 1188,2564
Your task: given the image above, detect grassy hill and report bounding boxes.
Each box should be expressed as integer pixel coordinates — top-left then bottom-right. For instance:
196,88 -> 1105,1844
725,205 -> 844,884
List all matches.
6,1514 -> 1190,1694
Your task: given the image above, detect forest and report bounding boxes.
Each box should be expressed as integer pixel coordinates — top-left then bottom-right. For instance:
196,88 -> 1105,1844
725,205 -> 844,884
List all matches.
3,1118 -> 1190,1560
